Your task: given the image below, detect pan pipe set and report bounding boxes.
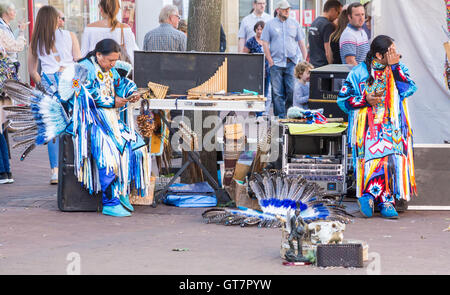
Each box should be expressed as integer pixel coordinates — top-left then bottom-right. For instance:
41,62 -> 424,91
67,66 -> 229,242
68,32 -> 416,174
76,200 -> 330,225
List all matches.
147,81 -> 169,99
178,120 -> 199,151
187,58 -> 228,98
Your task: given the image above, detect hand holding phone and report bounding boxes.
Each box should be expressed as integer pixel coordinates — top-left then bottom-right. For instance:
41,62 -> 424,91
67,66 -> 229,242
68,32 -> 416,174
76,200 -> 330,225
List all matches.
126,89 -> 147,103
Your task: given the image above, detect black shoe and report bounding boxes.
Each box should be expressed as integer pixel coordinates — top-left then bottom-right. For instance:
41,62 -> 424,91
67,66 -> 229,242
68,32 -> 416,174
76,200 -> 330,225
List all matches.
0,173 -> 8,184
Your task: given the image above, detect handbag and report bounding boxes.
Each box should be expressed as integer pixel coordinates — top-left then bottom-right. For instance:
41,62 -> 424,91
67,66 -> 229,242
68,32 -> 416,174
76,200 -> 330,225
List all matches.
119,24 -> 132,64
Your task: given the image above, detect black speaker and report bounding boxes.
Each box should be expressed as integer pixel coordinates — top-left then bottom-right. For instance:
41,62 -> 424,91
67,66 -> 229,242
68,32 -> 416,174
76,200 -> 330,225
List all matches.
309,64 -> 353,120
316,244 -> 364,268
57,134 -> 102,212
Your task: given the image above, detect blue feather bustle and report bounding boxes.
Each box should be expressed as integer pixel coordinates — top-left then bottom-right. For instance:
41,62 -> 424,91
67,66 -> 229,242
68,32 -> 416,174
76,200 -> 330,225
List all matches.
28,90 -> 69,145
115,60 -> 133,78
202,170 -> 353,228
58,64 -> 89,102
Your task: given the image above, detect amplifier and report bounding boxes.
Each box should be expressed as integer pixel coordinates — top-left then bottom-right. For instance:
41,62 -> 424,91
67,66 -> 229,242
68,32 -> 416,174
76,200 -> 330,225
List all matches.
316,243 -> 364,268
286,160 -> 346,193
281,127 -> 348,196
309,64 -> 353,119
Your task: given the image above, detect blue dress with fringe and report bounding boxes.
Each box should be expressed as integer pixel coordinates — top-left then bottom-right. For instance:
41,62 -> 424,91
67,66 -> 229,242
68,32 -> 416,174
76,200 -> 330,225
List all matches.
60,57 -> 151,207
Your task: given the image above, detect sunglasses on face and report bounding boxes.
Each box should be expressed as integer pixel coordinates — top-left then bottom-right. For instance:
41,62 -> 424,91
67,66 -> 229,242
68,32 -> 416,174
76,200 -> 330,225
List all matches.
59,16 -> 65,21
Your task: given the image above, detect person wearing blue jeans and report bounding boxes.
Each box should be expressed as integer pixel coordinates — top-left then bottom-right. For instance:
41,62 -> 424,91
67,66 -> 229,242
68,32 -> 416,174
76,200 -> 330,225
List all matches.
28,6 -> 81,185
269,61 -> 295,118
261,0 -> 307,118
0,131 -> 12,184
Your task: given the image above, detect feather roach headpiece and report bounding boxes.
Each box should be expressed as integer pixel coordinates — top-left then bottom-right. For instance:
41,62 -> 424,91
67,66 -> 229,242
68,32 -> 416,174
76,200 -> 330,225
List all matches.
202,170 -> 353,228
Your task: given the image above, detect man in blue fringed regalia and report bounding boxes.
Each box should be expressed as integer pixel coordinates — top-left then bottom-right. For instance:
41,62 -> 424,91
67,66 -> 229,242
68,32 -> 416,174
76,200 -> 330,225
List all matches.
59,39 -> 151,217
3,39 -> 151,217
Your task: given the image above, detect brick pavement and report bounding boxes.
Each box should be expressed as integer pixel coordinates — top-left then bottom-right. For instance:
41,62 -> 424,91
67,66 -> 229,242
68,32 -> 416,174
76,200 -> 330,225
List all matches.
0,143 -> 449,275
0,144 -> 57,208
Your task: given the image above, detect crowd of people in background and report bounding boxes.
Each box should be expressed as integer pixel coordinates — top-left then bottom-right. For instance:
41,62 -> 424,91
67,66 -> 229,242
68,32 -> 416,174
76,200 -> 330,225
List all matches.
0,0 -> 374,186
237,0 -> 371,118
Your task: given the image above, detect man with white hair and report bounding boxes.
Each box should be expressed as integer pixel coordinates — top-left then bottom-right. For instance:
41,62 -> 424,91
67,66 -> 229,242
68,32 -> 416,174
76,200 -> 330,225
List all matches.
0,0 -> 28,62
143,4 -> 186,51
0,0 -> 28,185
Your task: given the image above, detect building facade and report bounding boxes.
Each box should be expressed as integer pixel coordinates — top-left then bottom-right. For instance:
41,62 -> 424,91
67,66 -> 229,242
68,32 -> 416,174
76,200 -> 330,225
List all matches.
9,0 -> 353,83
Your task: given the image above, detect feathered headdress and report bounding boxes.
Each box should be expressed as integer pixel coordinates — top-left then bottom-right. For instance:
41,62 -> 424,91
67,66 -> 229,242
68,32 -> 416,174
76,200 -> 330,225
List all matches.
114,60 -> 133,78
3,80 -> 70,160
202,170 -> 353,228
58,63 -> 89,102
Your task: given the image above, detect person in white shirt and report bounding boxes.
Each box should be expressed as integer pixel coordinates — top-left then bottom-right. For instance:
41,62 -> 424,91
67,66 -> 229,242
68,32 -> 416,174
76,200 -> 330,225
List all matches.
27,5 -> 81,184
81,0 -> 139,65
0,0 -> 28,63
238,0 -> 272,52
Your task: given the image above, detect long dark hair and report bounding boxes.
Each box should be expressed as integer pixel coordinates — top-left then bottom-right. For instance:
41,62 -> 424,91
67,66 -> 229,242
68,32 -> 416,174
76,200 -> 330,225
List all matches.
79,38 -> 121,63
365,35 -> 394,85
330,9 -> 348,43
30,5 -> 59,56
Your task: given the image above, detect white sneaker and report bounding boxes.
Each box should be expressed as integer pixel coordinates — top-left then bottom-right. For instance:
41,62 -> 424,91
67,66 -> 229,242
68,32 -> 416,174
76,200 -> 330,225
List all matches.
50,168 -> 58,185
0,173 -> 10,184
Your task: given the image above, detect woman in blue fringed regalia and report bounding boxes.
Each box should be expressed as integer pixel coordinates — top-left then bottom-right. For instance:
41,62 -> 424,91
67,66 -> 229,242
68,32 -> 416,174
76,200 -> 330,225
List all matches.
337,35 -> 417,219
58,39 -> 150,217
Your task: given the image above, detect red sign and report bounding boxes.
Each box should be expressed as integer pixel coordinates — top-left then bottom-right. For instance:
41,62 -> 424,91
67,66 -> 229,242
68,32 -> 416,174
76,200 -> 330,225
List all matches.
122,0 -> 136,35
302,9 -> 315,27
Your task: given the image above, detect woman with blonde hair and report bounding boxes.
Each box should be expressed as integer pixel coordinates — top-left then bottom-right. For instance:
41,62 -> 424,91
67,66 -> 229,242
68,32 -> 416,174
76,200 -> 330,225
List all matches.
81,0 -> 139,64
28,5 -> 81,184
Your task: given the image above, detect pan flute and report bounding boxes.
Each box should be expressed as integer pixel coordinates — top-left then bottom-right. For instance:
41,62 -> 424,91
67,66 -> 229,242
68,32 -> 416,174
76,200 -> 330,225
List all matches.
147,81 -> 169,99
187,58 -> 228,97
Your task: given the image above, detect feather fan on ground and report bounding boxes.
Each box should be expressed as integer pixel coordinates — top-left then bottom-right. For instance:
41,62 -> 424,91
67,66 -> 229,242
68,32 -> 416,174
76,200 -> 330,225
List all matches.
202,170 -> 353,228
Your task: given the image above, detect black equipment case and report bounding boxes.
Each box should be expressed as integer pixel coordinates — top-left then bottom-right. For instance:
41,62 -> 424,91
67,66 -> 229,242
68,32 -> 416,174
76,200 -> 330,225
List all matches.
57,134 -> 102,212
309,64 -> 353,120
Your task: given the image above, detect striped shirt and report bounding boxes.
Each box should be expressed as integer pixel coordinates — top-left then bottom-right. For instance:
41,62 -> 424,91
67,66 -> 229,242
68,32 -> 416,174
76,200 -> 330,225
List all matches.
339,24 -> 369,65
143,23 -> 186,52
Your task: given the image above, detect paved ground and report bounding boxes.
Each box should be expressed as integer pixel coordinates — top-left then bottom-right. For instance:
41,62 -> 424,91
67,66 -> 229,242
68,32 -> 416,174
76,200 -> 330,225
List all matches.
0,145 -> 449,275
